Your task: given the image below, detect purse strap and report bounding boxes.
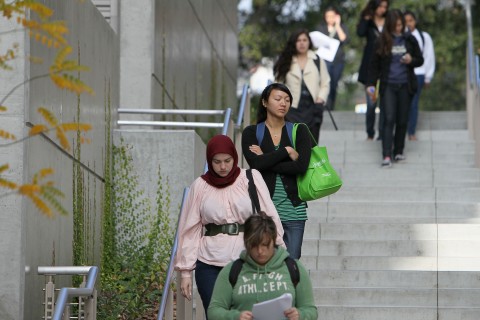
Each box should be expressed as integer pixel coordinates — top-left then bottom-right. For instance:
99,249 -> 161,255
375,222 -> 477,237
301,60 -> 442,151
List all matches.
246,169 -> 261,214
292,123 -> 318,149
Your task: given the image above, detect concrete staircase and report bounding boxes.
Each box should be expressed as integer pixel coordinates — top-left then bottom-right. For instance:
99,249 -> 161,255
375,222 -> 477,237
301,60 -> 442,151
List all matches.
303,111 -> 480,320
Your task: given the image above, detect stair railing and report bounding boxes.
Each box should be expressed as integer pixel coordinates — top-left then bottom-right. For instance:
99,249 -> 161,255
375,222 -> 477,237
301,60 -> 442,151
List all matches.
38,266 -> 98,320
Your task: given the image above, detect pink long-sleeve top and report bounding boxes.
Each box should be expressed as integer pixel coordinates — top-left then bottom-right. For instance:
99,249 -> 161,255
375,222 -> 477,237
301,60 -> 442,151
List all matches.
174,168 -> 285,278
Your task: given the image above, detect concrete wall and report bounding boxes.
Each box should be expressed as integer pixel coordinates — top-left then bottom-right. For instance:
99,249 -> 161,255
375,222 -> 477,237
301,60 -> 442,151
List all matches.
0,0 -> 118,319
0,9 -> 27,320
115,0 -> 238,221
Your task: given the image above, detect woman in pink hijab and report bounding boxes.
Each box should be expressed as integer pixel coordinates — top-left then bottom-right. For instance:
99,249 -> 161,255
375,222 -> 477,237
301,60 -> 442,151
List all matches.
174,135 -> 285,318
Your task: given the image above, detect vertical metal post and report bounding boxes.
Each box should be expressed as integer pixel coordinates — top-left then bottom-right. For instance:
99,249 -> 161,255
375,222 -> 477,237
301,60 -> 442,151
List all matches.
84,289 -> 97,320
45,276 -> 55,320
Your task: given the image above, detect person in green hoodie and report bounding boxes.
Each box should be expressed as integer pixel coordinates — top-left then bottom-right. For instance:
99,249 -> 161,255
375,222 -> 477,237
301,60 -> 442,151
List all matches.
208,212 -> 317,320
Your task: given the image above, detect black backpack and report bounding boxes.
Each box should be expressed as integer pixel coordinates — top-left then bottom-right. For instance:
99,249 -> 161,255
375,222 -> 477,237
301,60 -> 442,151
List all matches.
228,256 -> 300,288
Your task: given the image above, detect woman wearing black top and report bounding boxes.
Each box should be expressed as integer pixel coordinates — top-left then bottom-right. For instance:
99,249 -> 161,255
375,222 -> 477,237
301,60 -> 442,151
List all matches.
241,83 -> 313,259
366,9 -> 424,167
357,0 -> 389,140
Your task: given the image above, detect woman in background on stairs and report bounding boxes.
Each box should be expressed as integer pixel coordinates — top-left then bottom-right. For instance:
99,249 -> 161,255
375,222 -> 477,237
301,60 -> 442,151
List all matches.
366,9 -> 424,168
174,135 -> 285,318
357,0 -> 389,140
274,29 -> 330,142
242,83 -> 313,260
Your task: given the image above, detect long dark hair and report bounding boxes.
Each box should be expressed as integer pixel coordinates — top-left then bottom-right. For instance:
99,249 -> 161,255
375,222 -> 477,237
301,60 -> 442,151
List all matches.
376,9 -> 405,56
273,29 -> 313,82
256,83 -> 293,124
360,0 -> 389,19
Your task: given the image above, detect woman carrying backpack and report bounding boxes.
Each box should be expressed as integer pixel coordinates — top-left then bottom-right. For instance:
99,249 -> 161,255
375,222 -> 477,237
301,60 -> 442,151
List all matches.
242,83 -> 313,260
208,212 -> 317,320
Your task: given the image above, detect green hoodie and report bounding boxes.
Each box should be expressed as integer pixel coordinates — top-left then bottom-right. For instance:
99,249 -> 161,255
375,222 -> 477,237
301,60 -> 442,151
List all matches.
208,247 -> 318,320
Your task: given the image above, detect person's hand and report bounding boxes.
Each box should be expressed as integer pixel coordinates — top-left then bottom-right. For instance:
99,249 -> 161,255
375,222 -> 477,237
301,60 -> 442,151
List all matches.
366,86 -> 376,103
400,53 -> 412,64
180,277 -> 192,301
285,146 -> 298,161
238,311 -> 253,320
284,307 -> 300,320
315,97 -> 325,105
334,14 -> 342,26
424,81 -> 431,89
249,144 -> 263,155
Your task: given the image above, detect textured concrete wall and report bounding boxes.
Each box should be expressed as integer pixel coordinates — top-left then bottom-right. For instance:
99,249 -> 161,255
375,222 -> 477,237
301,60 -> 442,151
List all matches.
0,0 -> 118,319
116,0 -> 238,221
153,0 -> 238,133
0,10 -> 27,320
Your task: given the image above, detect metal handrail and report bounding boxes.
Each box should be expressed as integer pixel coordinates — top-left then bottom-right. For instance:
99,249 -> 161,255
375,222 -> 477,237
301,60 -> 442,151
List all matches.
117,108 -> 232,130
157,188 -> 189,320
236,84 -> 249,128
38,266 -> 98,320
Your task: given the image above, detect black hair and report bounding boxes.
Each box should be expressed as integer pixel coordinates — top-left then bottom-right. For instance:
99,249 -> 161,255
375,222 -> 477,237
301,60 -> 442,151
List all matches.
273,29 -> 314,82
377,9 -> 405,56
360,0 -> 389,19
256,83 -> 293,123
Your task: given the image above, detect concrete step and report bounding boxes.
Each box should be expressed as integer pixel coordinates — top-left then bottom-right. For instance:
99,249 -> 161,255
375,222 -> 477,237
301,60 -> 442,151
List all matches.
306,201 -> 480,224
316,306 -> 480,320
308,270 -> 480,289
300,256 -> 480,271
305,223 -> 480,240
302,239 -> 480,257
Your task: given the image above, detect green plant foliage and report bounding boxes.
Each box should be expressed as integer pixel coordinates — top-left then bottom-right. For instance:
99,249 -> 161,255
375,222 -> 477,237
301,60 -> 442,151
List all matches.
98,140 -> 174,319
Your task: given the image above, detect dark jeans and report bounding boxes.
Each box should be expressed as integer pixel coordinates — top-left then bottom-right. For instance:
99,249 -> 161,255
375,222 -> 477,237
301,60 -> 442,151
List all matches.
326,61 -> 345,110
365,90 -> 377,139
287,100 -> 323,142
382,83 -> 412,158
408,74 -> 425,135
195,260 -> 223,318
282,220 -> 306,259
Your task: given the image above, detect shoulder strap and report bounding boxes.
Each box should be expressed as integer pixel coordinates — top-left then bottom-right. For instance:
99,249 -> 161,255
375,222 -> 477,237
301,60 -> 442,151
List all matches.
256,122 -> 266,145
314,54 -> 321,72
292,122 -> 317,149
285,121 -> 293,145
257,121 -> 293,146
229,259 -> 245,287
246,169 -> 260,214
285,257 -> 300,287
418,29 -> 425,51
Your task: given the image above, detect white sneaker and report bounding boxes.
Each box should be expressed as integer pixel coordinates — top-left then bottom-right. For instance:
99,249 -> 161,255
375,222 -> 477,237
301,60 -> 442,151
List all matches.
394,154 -> 406,161
381,157 -> 392,168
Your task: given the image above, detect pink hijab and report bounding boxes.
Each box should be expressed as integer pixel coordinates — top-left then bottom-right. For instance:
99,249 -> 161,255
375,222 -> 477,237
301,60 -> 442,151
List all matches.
201,135 -> 241,188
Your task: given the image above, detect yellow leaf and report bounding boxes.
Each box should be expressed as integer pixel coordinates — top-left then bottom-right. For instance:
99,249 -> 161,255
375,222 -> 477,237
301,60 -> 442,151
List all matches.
59,123 -> 92,132
0,106 -> 7,111
37,107 -> 58,127
30,194 -> 53,218
0,164 -> 9,173
0,129 -> 16,140
0,178 -> 17,190
29,124 -> 48,136
38,168 -> 54,179
55,127 -> 70,151
19,184 -> 41,196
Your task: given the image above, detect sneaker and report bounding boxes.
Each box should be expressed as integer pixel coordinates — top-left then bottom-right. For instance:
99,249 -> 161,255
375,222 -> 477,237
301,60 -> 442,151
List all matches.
408,135 -> 417,141
394,154 -> 406,161
381,157 -> 392,168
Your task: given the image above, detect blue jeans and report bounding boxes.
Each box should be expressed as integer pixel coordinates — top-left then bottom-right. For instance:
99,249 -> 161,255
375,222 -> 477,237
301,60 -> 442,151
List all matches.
408,74 -> 425,136
282,220 -> 306,259
382,83 -> 412,158
195,260 -> 223,318
326,61 -> 345,110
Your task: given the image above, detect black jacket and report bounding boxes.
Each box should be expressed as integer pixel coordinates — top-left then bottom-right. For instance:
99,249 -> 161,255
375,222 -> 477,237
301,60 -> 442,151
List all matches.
241,123 -> 312,207
367,33 -> 424,96
357,18 -> 382,85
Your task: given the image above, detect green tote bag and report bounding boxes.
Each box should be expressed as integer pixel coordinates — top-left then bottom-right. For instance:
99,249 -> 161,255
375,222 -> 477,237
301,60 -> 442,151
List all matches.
292,123 -> 342,201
